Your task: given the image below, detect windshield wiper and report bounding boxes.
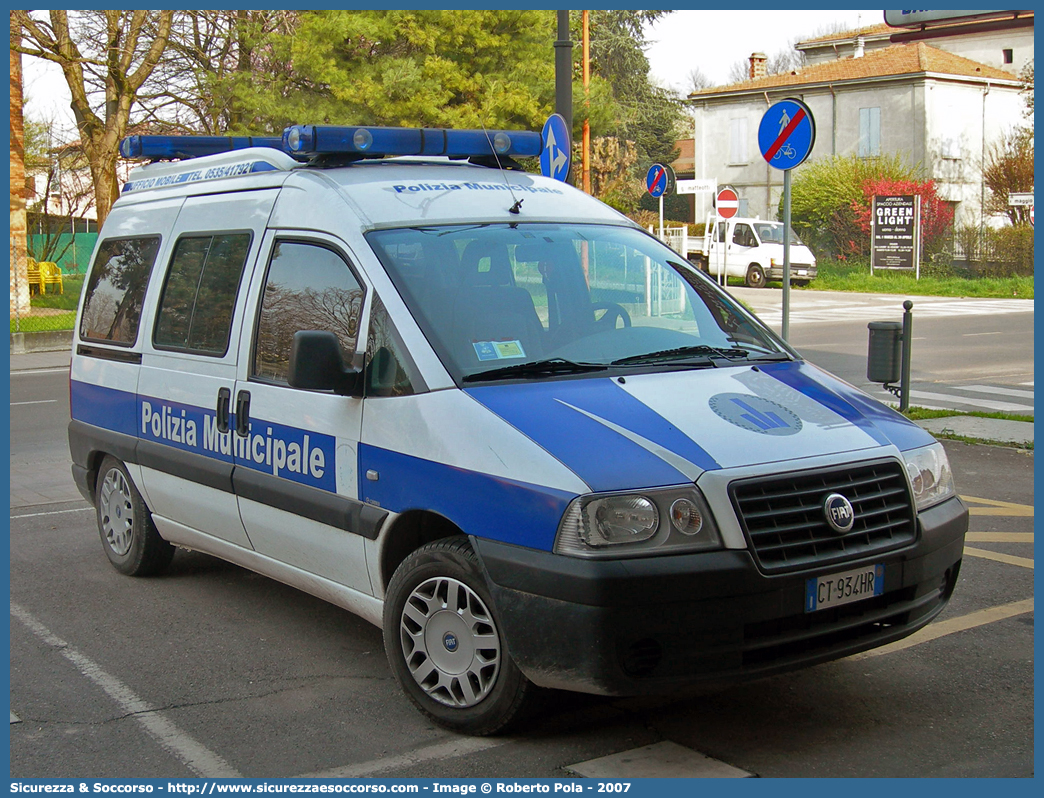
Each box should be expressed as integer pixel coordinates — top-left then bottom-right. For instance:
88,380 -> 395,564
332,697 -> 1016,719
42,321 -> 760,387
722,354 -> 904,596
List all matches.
611,345 -> 748,366
463,357 -> 608,383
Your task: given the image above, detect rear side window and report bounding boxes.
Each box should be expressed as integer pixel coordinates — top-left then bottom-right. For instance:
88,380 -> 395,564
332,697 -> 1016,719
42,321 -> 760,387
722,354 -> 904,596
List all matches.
154,233 -> 251,356
79,236 -> 160,345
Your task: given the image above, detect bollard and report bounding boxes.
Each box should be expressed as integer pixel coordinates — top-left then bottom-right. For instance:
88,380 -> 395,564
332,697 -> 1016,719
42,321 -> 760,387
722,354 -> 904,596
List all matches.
867,301 -> 913,410
900,300 -> 913,412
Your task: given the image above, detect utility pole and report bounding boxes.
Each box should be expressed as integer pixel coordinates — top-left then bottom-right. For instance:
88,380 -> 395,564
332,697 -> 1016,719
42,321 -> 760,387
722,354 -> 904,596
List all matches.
582,10 -> 591,194
554,11 -> 573,135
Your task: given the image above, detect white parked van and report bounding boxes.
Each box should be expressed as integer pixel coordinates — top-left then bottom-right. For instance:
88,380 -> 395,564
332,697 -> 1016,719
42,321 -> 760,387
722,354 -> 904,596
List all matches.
687,216 -> 818,288
69,125 -> 966,735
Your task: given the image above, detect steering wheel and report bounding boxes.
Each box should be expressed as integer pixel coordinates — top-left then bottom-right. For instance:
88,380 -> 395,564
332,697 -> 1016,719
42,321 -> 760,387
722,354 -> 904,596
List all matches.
592,302 -> 631,329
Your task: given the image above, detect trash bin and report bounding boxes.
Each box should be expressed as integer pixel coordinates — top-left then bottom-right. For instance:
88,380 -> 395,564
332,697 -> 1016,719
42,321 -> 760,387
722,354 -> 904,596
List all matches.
867,321 -> 902,384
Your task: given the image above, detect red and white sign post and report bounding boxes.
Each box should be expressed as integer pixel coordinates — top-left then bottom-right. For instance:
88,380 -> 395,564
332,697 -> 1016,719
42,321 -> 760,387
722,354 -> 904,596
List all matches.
712,187 -> 740,285
716,187 -> 739,219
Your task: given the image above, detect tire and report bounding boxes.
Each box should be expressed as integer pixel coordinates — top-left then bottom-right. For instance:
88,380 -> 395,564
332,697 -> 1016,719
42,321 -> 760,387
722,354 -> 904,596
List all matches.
383,536 -> 532,735
95,456 -> 174,576
745,263 -> 766,289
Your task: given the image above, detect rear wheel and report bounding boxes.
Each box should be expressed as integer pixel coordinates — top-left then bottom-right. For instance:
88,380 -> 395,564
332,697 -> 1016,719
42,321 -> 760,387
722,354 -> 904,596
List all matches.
95,456 -> 174,576
745,263 -> 767,288
383,537 -> 532,735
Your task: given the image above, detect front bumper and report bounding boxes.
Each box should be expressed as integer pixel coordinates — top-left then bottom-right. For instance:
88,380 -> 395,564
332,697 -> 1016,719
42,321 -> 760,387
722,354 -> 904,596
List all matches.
767,264 -> 817,281
474,496 -> 966,696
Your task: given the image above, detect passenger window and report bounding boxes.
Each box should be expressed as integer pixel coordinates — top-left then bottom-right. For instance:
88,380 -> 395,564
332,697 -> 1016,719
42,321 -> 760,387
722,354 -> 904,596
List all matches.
79,236 -> 160,345
154,233 -> 251,355
365,294 -> 419,397
733,224 -> 755,247
253,241 -> 364,385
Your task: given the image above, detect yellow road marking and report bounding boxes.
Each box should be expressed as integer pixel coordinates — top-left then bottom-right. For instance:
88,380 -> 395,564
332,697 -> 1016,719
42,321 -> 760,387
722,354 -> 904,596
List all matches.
966,532 -> 1034,543
964,546 -> 1034,569
851,598 -> 1034,660
960,495 -> 1034,517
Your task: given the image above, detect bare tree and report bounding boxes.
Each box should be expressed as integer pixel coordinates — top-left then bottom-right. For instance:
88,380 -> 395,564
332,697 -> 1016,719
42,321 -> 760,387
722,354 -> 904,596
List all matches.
726,39 -> 805,85
150,11 -> 303,134
25,122 -> 98,267
13,11 -> 173,226
10,12 -> 30,315
686,66 -> 713,94
983,128 -> 1034,225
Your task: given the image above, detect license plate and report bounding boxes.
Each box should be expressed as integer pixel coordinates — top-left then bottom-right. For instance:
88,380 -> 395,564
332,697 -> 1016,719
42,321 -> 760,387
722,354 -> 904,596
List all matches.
805,564 -> 884,612
796,269 -> 808,275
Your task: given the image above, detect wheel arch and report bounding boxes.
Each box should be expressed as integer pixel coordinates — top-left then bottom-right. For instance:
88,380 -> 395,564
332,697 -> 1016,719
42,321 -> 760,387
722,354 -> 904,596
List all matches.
379,509 -> 466,593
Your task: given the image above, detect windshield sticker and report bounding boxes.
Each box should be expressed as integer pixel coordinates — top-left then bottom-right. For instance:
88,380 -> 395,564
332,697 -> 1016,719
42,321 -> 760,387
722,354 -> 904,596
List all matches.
474,340 -> 526,361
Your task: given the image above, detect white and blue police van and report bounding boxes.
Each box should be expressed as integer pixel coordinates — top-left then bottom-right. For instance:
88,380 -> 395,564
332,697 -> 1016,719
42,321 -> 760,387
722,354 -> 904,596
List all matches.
69,124 -> 968,735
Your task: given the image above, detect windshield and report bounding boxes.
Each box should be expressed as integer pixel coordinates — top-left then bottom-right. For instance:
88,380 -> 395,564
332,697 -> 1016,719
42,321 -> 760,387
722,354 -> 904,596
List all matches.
753,222 -> 803,246
367,223 -> 788,384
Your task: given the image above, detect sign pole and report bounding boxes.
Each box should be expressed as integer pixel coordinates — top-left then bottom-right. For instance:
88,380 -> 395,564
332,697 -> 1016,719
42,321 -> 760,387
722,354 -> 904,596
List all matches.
659,195 -> 664,242
782,168 -> 791,342
757,97 -> 815,343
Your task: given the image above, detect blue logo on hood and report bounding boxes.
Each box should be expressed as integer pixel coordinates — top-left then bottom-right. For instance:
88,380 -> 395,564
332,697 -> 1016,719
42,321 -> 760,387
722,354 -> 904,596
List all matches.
709,393 -> 802,436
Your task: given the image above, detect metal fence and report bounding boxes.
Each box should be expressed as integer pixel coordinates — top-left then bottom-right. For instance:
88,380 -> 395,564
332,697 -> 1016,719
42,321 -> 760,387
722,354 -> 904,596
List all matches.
10,236 -> 80,334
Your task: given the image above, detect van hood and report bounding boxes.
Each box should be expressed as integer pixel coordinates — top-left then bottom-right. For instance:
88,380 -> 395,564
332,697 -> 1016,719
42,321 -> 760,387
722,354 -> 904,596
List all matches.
466,360 -> 934,493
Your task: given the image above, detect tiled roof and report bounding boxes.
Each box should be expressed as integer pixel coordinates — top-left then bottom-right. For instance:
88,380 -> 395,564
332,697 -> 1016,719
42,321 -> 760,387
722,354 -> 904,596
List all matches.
690,42 -> 1019,98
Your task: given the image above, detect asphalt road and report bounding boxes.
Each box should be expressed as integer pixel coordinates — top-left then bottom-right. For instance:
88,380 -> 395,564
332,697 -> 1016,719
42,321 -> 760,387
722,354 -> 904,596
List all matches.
8,332 -> 1034,779
730,287 -> 1035,414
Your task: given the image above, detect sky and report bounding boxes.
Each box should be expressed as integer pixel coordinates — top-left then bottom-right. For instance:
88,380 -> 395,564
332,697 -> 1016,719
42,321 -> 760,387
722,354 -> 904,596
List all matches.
645,9 -> 881,94
22,9 -> 883,133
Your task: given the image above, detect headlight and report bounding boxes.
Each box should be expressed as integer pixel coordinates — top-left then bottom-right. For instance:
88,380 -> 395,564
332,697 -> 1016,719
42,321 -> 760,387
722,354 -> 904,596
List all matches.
554,486 -> 723,558
903,442 -> 956,511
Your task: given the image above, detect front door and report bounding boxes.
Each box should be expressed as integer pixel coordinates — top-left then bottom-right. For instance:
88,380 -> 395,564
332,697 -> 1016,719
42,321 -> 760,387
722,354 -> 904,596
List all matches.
231,233 -> 372,593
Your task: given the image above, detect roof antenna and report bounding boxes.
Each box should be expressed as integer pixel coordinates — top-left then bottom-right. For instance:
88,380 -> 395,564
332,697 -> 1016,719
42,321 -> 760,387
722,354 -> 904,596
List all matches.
480,118 -> 524,215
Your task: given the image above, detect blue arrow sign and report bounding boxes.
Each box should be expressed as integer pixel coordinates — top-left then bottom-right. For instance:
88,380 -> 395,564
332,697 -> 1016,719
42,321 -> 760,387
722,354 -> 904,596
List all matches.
758,98 -> 816,171
646,163 -> 669,198
540,113 -> 571,182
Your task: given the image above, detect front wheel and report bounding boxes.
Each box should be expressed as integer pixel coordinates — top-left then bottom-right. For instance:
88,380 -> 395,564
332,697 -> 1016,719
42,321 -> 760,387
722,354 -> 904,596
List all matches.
745,263 -> 767,288
95,456 -> 174,576
383,537 -> 533,735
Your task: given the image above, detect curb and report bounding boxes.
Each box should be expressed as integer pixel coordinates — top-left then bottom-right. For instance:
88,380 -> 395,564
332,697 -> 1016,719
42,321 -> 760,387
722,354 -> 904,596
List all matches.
10,330 -> 74,354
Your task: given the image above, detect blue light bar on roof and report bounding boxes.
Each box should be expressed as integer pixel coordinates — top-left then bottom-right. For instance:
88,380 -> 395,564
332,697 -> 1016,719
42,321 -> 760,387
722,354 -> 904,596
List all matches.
119,135 -> 285,160
282,125 -> 542,160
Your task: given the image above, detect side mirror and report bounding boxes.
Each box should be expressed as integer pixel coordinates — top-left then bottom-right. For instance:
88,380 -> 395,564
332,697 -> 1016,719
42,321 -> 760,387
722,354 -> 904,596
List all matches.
288,330 -> 360,396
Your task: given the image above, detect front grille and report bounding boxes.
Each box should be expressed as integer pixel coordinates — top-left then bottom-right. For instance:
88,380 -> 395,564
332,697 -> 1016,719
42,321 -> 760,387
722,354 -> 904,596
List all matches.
730,459 -> 917,574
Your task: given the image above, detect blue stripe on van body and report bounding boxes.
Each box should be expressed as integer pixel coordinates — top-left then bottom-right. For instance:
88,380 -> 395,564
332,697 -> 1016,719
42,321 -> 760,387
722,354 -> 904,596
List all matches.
70,381 -> 338,493
759,360 -> 935,451
466,379 -> 720,493
70,380 -> 139,437
358,444 -> 574,551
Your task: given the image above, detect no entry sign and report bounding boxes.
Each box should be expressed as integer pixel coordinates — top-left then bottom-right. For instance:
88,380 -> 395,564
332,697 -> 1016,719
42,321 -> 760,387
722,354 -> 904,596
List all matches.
715,186 -> 739,218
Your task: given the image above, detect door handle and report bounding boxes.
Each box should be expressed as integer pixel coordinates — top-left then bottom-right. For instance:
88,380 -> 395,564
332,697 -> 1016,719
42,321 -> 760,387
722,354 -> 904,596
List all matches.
235,390 -> 251,437
216,387 -> 231,433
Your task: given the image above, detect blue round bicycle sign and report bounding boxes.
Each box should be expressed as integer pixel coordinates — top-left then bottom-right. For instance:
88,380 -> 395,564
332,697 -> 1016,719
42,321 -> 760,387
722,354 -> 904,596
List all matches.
758,98 -> 816,171
646,163 -> 670,197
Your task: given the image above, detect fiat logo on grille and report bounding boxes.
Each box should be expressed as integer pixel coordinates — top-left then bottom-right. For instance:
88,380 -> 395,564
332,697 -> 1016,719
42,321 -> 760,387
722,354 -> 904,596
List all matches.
823,493 -> 855,534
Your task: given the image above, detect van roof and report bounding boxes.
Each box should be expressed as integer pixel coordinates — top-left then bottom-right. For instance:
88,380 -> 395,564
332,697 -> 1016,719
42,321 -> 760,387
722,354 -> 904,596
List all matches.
118,136 -> 634,230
